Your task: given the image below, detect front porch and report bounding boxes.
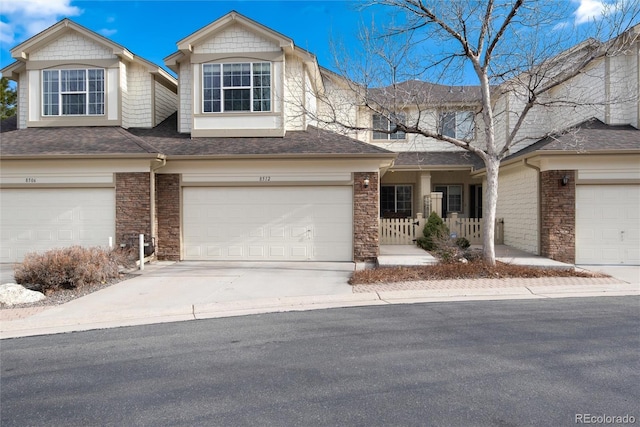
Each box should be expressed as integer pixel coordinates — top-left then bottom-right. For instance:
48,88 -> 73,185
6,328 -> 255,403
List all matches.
379,214 -> 504,246
377,245 -> 574,269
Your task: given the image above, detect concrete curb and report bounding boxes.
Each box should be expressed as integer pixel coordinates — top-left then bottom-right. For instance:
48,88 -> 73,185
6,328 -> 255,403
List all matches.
1,282 -> 637,339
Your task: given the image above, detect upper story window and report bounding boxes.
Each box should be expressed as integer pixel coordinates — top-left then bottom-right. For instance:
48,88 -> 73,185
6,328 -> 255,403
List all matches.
203,62 -> 271,113
372,114 -> 406,140
440,111 -> 474,140
42,69 -> 105,116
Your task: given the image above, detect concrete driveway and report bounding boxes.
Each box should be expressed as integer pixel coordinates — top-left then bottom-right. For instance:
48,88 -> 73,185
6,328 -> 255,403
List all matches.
25,261 -> 354,313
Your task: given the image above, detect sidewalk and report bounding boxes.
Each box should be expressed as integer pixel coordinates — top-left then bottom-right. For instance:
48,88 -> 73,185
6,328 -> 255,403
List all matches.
1,259 -> 638,340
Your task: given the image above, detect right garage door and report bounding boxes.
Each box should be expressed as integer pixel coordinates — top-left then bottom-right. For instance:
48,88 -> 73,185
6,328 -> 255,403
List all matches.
576,184 -> 639,265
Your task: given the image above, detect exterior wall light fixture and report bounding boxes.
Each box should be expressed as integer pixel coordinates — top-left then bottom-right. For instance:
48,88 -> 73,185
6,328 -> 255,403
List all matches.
561,175 -> 570,186
364,177 -> 370,189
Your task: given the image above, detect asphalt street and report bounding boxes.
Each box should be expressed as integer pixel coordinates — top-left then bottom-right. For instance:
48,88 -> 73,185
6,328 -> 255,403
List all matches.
1,297 -> 639,426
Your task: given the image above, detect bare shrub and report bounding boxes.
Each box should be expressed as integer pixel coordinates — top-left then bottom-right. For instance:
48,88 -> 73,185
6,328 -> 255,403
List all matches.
14,246 -> 123,293
350,260 -> 601,285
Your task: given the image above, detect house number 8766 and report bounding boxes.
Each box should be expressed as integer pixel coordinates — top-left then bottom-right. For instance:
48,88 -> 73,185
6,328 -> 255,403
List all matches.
25,178 -> 37,183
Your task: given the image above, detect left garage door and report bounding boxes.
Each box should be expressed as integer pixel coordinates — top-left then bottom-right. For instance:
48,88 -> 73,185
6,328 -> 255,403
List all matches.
0,188 -> 115,263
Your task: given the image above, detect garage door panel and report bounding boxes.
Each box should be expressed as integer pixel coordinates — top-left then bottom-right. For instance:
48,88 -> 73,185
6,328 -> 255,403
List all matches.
183,187 -> 353,261
576,185 -> 639,265
1,188 -> 115,263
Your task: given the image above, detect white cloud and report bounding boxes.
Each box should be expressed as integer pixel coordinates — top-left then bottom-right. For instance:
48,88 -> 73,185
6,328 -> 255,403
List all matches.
574,0 -> 608,24
1,0 -> 82,46
99,28 -> 118,37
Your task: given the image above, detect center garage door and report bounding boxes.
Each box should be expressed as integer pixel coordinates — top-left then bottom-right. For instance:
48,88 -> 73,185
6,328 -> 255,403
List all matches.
0,188 -> 115,263
576,184 -> 639,265
183,186 -> 353,261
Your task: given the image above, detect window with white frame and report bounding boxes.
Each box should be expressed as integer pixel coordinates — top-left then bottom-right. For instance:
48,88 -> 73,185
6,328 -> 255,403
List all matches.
42,69 -> 105,116
203,62 -> 271,113
380,185 -> 412,217
372,114 -> 406,140
440,111 -> 474,140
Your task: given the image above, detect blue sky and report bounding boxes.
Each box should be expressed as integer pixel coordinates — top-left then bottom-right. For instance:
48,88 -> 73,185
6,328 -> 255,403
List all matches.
1,0 -> 377,76
0,0 -> 635,81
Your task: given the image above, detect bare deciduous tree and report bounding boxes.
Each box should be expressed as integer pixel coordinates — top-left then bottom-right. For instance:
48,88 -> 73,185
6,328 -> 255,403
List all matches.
310,0 -> 639,265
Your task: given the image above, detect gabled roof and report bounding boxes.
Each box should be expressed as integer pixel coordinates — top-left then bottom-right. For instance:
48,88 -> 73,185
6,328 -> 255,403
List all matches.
164,11 -> 318,81
0,116 -> 160,159
1,19 -> 176,87
129,114 -> 395,158
369,80 -> 483,106
176,11 -> 293,54
507,118 -> 640,160
9,18 -> 132,62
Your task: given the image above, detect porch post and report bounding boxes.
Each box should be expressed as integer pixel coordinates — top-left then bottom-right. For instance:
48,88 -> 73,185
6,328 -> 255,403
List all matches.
419,172 -> 431,216
430,192 -> 443,217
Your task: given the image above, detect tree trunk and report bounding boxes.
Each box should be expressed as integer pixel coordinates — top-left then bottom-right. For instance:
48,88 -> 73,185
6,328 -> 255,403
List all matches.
482,156 -> 500,265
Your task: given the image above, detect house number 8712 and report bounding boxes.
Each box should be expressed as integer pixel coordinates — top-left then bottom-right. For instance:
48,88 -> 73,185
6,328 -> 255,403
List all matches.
259,176 -> 271,182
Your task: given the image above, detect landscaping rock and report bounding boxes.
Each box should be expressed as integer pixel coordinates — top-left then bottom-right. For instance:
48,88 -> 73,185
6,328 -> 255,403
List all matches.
0,283 -> 46,306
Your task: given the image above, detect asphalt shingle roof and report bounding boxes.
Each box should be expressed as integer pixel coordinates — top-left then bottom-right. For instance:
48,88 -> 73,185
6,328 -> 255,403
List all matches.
129,114 -> 393,157
393,151 -> 485,170
0,116 -> 158,157
507,118 -> 640,160
369,80 -> 483,105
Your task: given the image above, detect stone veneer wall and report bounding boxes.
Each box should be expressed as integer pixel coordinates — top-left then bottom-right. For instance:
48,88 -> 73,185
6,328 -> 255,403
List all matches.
115,173 -> 151,250
353,172 -> 379,262
155,174 -> 181,261
540,170 -> 575,264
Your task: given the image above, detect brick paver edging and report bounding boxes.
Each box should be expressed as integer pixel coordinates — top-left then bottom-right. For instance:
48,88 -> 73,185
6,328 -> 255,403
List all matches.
352,277 -> 624,293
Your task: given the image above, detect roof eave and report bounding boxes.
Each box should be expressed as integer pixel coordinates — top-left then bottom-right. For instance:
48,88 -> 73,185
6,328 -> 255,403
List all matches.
0,153 -> 164,161
163,152 -> 398,161
470,148 -> 640,176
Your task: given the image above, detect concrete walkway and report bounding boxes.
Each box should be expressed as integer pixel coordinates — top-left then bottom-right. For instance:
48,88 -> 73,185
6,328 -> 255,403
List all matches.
377,244 -> 574,269
1,250 -> 638,339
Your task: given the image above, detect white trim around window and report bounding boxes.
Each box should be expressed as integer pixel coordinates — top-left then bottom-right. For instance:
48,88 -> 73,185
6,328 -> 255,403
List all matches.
42,69 -> 105,116
380,184 -> 413,217
372,113 -> 406,140
202,62 -> 271,113
440,111 -> 474,140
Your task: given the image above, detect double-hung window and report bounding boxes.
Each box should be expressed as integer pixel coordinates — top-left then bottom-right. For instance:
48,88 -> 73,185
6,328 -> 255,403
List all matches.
42,69 -> 104,116
203,62 -> 271,113
372,114 -> 406,140
440,111 -> 474,140
380,185 -> 412,217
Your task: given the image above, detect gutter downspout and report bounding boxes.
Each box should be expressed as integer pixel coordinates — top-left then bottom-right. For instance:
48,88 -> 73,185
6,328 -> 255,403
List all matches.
150,155 -> 167,255
523,158 -> 541,255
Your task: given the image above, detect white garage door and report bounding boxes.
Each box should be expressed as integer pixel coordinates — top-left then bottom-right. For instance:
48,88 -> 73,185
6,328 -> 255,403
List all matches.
576,185 -> 639,265
0,188 -> 115,263
183,186 -> 353,261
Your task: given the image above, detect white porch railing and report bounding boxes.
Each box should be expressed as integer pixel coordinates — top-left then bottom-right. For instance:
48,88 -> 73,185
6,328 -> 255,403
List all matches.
380,214 -> 504,245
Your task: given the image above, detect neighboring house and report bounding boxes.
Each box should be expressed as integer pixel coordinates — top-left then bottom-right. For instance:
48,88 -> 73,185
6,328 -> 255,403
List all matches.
1,12 -> 638,266
327,26 -> 639,266
0,13 -> 395,264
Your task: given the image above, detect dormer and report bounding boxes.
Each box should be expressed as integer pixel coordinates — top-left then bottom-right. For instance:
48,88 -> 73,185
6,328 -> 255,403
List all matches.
165,11 -> 322,137
2,19 -> 177,130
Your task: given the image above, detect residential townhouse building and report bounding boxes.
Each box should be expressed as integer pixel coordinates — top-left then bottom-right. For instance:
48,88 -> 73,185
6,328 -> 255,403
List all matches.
1,12 -> 638,266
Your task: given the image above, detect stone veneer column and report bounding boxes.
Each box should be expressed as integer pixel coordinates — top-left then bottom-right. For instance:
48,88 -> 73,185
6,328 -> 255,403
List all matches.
155,174 -> 181,261
115,172 -> 151,250
540,170 -> 575,264
353,172 -> 379,262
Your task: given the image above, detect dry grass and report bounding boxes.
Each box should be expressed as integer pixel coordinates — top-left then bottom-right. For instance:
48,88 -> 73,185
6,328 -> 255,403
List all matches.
350,260 -> 602,285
